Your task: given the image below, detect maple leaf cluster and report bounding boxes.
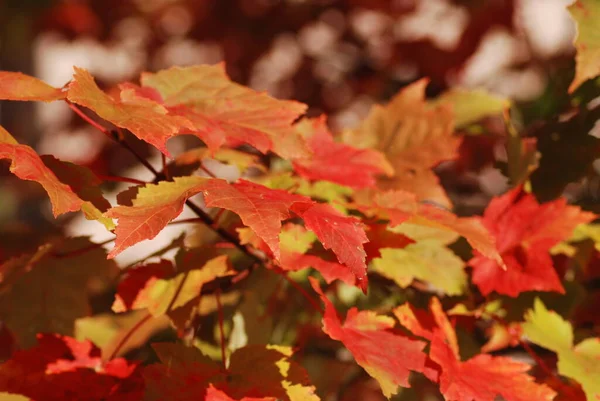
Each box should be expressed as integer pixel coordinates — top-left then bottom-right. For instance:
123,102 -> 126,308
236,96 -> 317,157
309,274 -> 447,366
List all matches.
1,2 -> 600,400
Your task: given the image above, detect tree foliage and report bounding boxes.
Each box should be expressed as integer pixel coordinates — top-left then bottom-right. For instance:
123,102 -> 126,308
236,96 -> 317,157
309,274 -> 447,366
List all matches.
1,3 -> 600,400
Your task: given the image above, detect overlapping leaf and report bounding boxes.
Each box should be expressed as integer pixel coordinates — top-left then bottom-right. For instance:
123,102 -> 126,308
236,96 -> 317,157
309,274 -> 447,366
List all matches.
523,299 -> 600,400
106,176 -> 208,258
292,203 -> 368,290
0,238 -> 118,348
0,334 -> 143,401
144,343 -> 311,401
568,0 -> 600,92
200,179 -> 308,260
356,189 -> 502,266
343,79 -> 459,207
0,71 -> 66,101
292,116 -> 393,188
138,64 -> 309,159
67,67 -> 193,157
468,186 -> 596,296
119,255 -> 232,316
310,278 -> 427,398
394,298 -> 556,401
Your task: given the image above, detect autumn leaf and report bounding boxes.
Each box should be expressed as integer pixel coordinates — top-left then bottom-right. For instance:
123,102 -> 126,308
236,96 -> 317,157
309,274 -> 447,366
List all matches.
112,259 -> 175,312
432,88 -> 509,127
144,343 -> 311,401
357,189 -> 502,266
343,79 -> 459,207
395,298 -> 556,401
0,334 -> 143,401
292,116 -> 393,188
278,224 -> 355,286
430,334 -> 556,401
0,71 -> 66,101
67,67 -> 193,157
468,186 -> 596,296
122,255 -> 232,316
523,298 -> 600,401
568,0 -> 600,92
201,179 -> 308,260
106,176 -> 208,258
293,203 -> 369,290
0,125 -> 83,217
310,278 -> 426,398
363,223 -> 414,262
138,64 -> 309,159
372,241 -> 467,296
206,386 -> 275,401
0,238 -> 118,348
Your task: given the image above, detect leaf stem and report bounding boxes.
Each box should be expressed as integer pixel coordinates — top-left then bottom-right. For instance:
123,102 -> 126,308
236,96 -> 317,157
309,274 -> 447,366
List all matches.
66,100 -> 110,136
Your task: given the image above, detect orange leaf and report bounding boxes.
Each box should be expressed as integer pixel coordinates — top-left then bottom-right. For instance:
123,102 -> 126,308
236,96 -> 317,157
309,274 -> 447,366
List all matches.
0,71 -> 65,102
201,179 -> 308,260
0,126 -> 82,216
67,67 -> 193,157
106,176 -> 208,258
139,64 -> 309,159
343,79 -> 458,207
310,278 -> 426,398
357,189 -> 502,268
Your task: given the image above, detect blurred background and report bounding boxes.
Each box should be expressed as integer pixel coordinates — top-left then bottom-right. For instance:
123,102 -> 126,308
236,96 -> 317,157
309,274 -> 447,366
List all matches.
0,0 -> 589,262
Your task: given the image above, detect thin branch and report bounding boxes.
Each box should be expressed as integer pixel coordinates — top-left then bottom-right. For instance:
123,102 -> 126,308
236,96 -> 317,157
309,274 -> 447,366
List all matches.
110,130 -> 160,176
66,101 -> 110,136
199,161 -> 217,178
96,174 -> 147,185
107,312 -> 152,360
184,199 -> 263,264
162,154 -> 171,180
281,272 -> 323,314
52,237 -> 115,258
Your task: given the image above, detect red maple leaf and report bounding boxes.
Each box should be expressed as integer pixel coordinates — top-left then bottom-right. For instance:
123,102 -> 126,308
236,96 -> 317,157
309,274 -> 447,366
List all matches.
292,203 -> 369,291
0,334 -> 143,401
310,278 -> 426,398
291,116 -> 393,188
395,298 -> 556,401
469,186 -> 596,296
430,333 -> 556,401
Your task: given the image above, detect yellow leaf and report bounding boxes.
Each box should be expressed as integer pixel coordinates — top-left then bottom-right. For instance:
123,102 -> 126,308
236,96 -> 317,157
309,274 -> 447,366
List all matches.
568,0 -> 600,92
523,298 -> 600,400
433,88 -> 509,127
372,241 -> 467,295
